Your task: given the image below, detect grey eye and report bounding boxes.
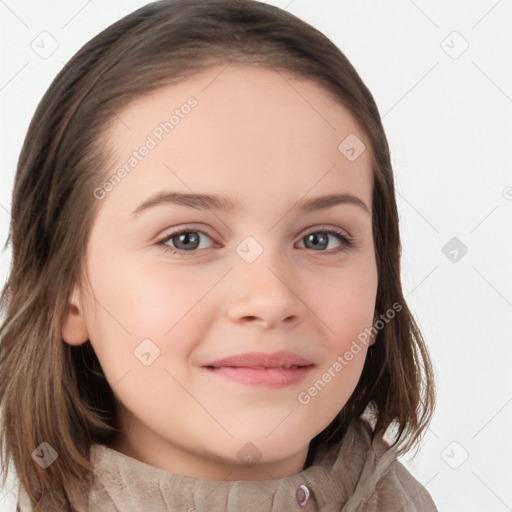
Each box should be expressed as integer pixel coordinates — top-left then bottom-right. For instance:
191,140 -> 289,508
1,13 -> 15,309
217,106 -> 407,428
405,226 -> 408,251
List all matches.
299,231 -> 348,251
163,230 -> 213,252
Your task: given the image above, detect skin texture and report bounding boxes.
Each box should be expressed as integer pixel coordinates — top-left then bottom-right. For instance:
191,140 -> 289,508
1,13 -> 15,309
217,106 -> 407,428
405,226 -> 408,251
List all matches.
61,64 -> 378,481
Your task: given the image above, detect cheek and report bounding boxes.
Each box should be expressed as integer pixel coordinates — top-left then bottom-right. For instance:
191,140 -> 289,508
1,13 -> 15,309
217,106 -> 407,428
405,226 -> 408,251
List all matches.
83,261 -> 215,377
313,263 -> 378,347
301,266 -> 376,415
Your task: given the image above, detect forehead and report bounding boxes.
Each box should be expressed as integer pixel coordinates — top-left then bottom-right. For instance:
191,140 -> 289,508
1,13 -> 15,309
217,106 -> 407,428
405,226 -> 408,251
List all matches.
100,64 -> 372,216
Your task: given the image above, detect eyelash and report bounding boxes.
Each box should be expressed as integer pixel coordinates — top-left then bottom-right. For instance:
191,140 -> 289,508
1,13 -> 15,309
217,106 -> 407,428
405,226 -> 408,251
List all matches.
156,225 -> 355,257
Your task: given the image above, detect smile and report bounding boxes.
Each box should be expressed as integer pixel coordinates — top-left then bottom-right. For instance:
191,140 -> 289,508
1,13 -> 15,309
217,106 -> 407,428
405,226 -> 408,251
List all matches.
203,365 -> 314,387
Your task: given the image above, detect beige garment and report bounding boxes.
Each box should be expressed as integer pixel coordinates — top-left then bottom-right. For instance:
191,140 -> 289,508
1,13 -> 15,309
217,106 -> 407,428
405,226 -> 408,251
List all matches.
17,418 -> 437,511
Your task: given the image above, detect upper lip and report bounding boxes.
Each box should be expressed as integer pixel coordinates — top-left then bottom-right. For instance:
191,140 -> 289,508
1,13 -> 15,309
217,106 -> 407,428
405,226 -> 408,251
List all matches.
203,351 -> 314,369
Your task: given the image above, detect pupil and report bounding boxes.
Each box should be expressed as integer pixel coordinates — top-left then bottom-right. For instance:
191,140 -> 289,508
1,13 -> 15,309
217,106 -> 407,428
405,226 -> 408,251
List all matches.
177,232 -> 199,250
308,233 -> 327,250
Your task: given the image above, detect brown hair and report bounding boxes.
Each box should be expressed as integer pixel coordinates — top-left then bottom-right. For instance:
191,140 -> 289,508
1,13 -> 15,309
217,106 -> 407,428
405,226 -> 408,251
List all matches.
0,0 -> 435,509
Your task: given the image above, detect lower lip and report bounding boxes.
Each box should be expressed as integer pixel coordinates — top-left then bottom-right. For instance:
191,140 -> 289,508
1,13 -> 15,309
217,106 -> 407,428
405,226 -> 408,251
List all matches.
203,366 -> 314,387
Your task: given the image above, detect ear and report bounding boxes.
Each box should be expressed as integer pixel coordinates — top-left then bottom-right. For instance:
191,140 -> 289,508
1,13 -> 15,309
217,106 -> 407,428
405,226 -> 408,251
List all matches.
61,285 -> 90,346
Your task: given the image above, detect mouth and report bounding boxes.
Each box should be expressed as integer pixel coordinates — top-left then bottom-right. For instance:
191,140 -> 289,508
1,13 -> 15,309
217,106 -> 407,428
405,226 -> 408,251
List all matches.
201,351 -> 314,387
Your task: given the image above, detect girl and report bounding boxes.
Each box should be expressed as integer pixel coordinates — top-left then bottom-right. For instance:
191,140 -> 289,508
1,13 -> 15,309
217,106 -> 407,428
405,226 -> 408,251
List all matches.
0,0 -> 437,510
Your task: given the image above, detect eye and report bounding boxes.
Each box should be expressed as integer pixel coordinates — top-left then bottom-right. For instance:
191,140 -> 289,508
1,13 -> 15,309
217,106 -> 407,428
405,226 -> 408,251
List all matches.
157,226 -> 215,255
297,228 -> 354,254
156,225 -> 355,256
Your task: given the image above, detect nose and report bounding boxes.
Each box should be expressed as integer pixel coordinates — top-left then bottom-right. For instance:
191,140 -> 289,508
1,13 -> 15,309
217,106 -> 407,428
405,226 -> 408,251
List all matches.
226,252 -> 306,329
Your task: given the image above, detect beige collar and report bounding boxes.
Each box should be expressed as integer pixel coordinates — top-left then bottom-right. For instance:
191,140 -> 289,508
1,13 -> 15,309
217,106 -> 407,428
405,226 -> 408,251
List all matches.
87,418 -> 395,511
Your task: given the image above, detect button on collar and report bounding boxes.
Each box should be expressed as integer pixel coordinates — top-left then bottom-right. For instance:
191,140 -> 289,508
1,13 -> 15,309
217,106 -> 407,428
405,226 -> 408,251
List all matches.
296,483 -> 310,507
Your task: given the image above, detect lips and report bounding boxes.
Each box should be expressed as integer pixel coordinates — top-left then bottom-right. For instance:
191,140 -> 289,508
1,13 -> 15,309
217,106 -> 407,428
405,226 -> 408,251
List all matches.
202,351 -> 313,370
202,351 -> 314,387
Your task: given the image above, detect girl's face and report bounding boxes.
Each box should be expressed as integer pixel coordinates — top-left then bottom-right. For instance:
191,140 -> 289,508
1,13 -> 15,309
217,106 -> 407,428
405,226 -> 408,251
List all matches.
62,64 -> 378,480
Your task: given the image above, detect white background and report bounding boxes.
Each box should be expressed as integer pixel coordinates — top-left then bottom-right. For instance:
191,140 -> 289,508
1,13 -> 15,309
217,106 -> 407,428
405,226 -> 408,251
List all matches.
1,1 -> 511,510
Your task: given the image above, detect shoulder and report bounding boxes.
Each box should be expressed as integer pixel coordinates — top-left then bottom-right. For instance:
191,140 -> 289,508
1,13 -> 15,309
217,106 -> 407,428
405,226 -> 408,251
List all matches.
337,418 -> 438,511
372,459 -> 438,511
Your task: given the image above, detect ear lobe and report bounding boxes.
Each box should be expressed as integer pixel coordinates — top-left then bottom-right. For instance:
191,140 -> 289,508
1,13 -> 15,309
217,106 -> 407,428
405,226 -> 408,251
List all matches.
61,286 -> 89,346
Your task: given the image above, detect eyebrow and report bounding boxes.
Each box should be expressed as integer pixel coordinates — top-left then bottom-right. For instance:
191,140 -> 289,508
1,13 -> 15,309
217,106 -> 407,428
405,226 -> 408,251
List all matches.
131,191 -> 371,217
